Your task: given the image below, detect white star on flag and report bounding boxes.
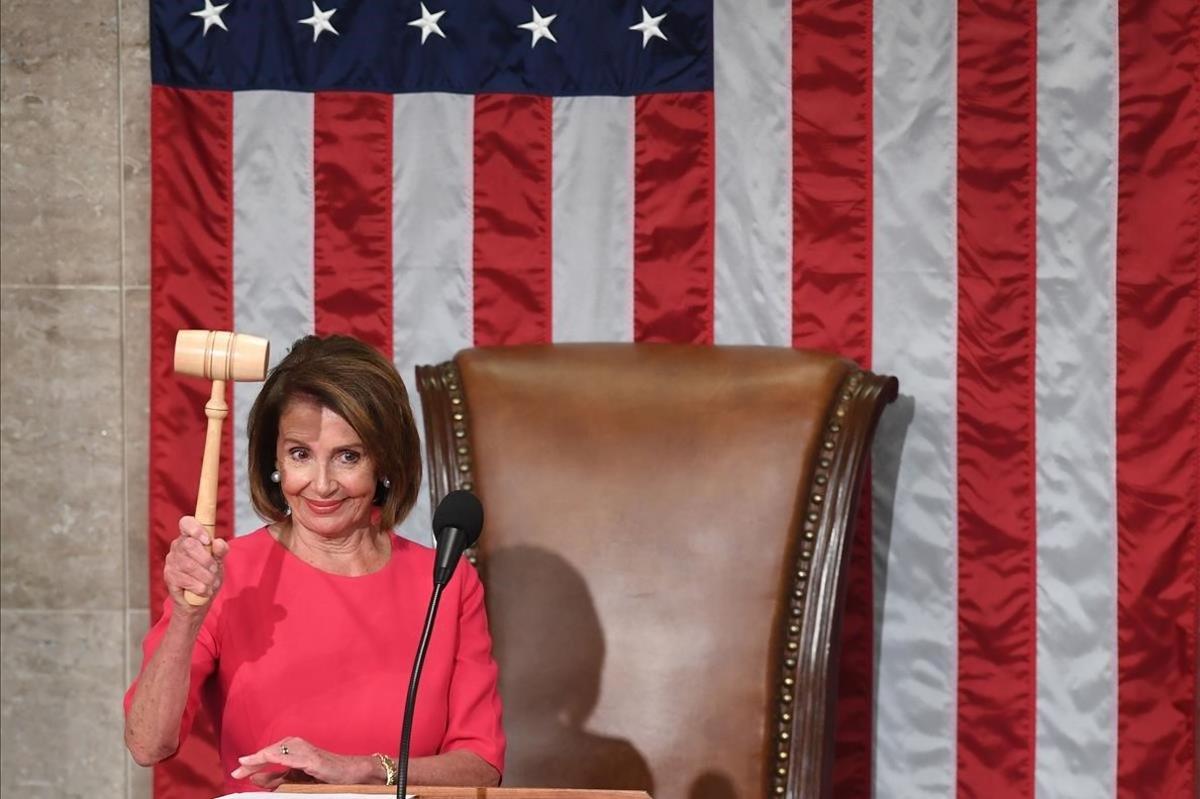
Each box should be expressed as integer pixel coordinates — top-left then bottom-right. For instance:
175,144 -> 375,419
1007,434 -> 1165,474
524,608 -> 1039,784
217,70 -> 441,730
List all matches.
190,0 -> 230,36
408,3 -> 446,44
299,2 -> 339,41
518,6 -> 557,48
629,6 -> 667,48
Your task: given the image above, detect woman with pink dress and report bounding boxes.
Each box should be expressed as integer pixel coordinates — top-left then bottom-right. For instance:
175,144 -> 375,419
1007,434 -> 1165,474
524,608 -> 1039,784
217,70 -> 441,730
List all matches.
125,335 -> 504,792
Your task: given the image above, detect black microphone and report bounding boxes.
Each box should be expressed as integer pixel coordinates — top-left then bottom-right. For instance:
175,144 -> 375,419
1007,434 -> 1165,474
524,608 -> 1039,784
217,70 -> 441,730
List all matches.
431,489 -> 484,586
395,490 -> 484,799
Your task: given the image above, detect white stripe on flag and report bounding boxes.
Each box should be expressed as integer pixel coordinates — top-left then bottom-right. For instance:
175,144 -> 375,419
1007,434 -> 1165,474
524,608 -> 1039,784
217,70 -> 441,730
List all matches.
713,0 -> 792,346
1034,1 -> 1118,795
392,93 -> 475,544
551,96 -> 635,343
232,90 -> 316,536
871,1 -> 958,796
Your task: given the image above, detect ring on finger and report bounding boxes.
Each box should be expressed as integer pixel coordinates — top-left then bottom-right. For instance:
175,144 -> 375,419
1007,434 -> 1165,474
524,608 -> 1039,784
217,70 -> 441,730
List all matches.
280,744 -> 289,755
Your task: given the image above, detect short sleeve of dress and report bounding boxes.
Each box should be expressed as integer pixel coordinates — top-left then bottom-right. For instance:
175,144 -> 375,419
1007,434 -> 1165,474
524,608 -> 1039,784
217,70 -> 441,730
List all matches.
123,597 -> 220,751
441,563 -> 506,775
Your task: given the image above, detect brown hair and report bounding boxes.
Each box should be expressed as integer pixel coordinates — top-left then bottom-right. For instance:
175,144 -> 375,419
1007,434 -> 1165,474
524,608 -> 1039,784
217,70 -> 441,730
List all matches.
246,335 -> 422,531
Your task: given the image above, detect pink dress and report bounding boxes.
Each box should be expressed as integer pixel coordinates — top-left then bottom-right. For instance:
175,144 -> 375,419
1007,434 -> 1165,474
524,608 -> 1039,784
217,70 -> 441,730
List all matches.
126,528 -> 505,793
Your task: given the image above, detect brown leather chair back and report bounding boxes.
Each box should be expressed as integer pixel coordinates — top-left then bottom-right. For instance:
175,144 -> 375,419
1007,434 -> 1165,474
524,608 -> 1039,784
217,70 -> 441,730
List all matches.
417,344 -> 897,799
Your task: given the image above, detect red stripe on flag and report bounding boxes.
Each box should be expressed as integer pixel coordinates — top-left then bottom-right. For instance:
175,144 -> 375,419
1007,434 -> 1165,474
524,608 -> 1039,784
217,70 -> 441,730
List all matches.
791,2 -> 873,793
148,85 -> 233,799
473,93 -> 552,346
313,92 -> 394,357
956,2 -> 1038,795
791,5 -> 872,361
1116,1 -> 1199,796
633,92 -> 714,344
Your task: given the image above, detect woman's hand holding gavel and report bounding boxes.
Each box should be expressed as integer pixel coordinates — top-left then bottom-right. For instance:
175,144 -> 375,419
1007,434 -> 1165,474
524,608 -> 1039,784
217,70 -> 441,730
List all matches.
164,516 -> 230,615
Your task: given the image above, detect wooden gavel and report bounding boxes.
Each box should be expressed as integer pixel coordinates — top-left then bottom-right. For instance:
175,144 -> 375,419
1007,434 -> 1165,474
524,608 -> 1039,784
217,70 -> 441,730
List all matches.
174,330 -> 270,605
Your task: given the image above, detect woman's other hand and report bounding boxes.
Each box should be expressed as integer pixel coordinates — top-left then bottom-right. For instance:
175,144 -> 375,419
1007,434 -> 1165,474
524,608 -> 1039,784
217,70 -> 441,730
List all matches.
231,737 -> 381,789
163,516 -> 230,613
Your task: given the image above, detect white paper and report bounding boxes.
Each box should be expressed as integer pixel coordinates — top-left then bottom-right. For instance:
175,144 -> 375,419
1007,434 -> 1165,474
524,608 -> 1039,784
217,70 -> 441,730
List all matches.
217,793 -> 415,799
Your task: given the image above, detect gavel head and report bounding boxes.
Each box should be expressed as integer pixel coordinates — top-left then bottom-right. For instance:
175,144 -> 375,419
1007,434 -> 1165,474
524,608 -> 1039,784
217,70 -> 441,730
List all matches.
174,330 -> 270,382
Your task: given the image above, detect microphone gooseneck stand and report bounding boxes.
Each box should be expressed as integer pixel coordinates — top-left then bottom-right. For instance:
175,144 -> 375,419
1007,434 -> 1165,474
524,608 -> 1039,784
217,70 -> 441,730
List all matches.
395,581 -> 445,799
394,490 -> 483,798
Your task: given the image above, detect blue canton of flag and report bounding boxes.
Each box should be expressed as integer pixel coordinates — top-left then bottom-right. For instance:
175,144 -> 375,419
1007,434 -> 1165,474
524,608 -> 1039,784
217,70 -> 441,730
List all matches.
153,0 -> 713,95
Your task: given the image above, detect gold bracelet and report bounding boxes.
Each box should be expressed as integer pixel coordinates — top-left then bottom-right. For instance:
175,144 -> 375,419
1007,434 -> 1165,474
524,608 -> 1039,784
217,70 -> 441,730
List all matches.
374,752 -> 397,786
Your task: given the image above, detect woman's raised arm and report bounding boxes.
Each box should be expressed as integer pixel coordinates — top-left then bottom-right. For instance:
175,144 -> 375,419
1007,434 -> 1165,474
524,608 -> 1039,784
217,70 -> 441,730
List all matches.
124,516 -> 227,765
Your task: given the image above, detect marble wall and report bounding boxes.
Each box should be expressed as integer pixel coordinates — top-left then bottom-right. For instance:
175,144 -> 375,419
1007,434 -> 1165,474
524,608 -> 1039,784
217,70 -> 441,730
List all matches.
1,0 -> 153,796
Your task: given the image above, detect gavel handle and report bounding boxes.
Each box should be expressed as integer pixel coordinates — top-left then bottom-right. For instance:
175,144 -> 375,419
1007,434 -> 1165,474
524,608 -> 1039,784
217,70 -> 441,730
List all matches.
184,379 -> 228,607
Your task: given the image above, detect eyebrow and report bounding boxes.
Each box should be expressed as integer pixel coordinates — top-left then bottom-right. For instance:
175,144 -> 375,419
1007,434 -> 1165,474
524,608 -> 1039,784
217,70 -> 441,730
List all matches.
280,436 -> 365,449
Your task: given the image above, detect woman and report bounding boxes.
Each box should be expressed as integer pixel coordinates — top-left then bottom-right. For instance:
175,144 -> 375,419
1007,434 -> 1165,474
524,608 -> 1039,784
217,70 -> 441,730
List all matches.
125,335 -> 504,791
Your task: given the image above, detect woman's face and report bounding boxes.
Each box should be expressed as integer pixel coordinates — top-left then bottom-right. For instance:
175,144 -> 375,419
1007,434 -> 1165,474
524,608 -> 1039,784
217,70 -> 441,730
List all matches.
275,396 -> 378,539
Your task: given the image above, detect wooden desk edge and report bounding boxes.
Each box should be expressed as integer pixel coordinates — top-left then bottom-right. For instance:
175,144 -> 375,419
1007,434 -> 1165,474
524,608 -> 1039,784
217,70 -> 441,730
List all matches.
275,786 -> 652,799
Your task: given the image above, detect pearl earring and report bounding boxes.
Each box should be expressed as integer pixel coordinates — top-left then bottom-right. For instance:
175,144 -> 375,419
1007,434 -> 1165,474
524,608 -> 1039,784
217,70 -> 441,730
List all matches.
270,469 -> 281,483
381,476 -> 391,489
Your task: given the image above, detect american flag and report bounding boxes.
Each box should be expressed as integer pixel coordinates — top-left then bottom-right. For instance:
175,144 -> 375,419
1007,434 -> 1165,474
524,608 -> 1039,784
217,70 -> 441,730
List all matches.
146,0 -> 1198,797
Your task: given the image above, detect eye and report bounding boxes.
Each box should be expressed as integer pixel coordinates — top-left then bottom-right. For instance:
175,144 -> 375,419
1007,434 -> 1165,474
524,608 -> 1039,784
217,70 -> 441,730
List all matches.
338,449 -> 362,465
288,447 -> 310,461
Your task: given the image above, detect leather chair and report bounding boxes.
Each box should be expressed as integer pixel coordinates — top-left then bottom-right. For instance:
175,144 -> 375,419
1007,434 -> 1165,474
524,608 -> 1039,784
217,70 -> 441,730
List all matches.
416,344 -> 898,799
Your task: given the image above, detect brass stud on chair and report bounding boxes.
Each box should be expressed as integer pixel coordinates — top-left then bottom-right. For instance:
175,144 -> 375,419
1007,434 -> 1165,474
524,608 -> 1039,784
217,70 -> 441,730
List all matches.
440,363 -> 475,493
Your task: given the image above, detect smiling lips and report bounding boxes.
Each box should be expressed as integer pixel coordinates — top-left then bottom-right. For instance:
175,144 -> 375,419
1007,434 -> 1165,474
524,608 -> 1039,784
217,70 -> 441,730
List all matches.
303,498 -> 345,515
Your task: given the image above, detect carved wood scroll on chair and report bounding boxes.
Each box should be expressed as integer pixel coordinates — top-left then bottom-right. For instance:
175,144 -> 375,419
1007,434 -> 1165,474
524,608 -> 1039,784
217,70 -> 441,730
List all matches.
416,344 -> 898,799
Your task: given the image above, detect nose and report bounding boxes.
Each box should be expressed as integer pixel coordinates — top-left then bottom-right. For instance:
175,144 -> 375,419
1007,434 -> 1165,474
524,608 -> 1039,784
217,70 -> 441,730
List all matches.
313,462 -> 337,496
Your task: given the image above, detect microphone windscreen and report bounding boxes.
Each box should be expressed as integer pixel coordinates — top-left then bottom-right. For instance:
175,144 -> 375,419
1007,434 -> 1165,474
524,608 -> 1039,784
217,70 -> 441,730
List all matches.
431,489 -> 484,548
